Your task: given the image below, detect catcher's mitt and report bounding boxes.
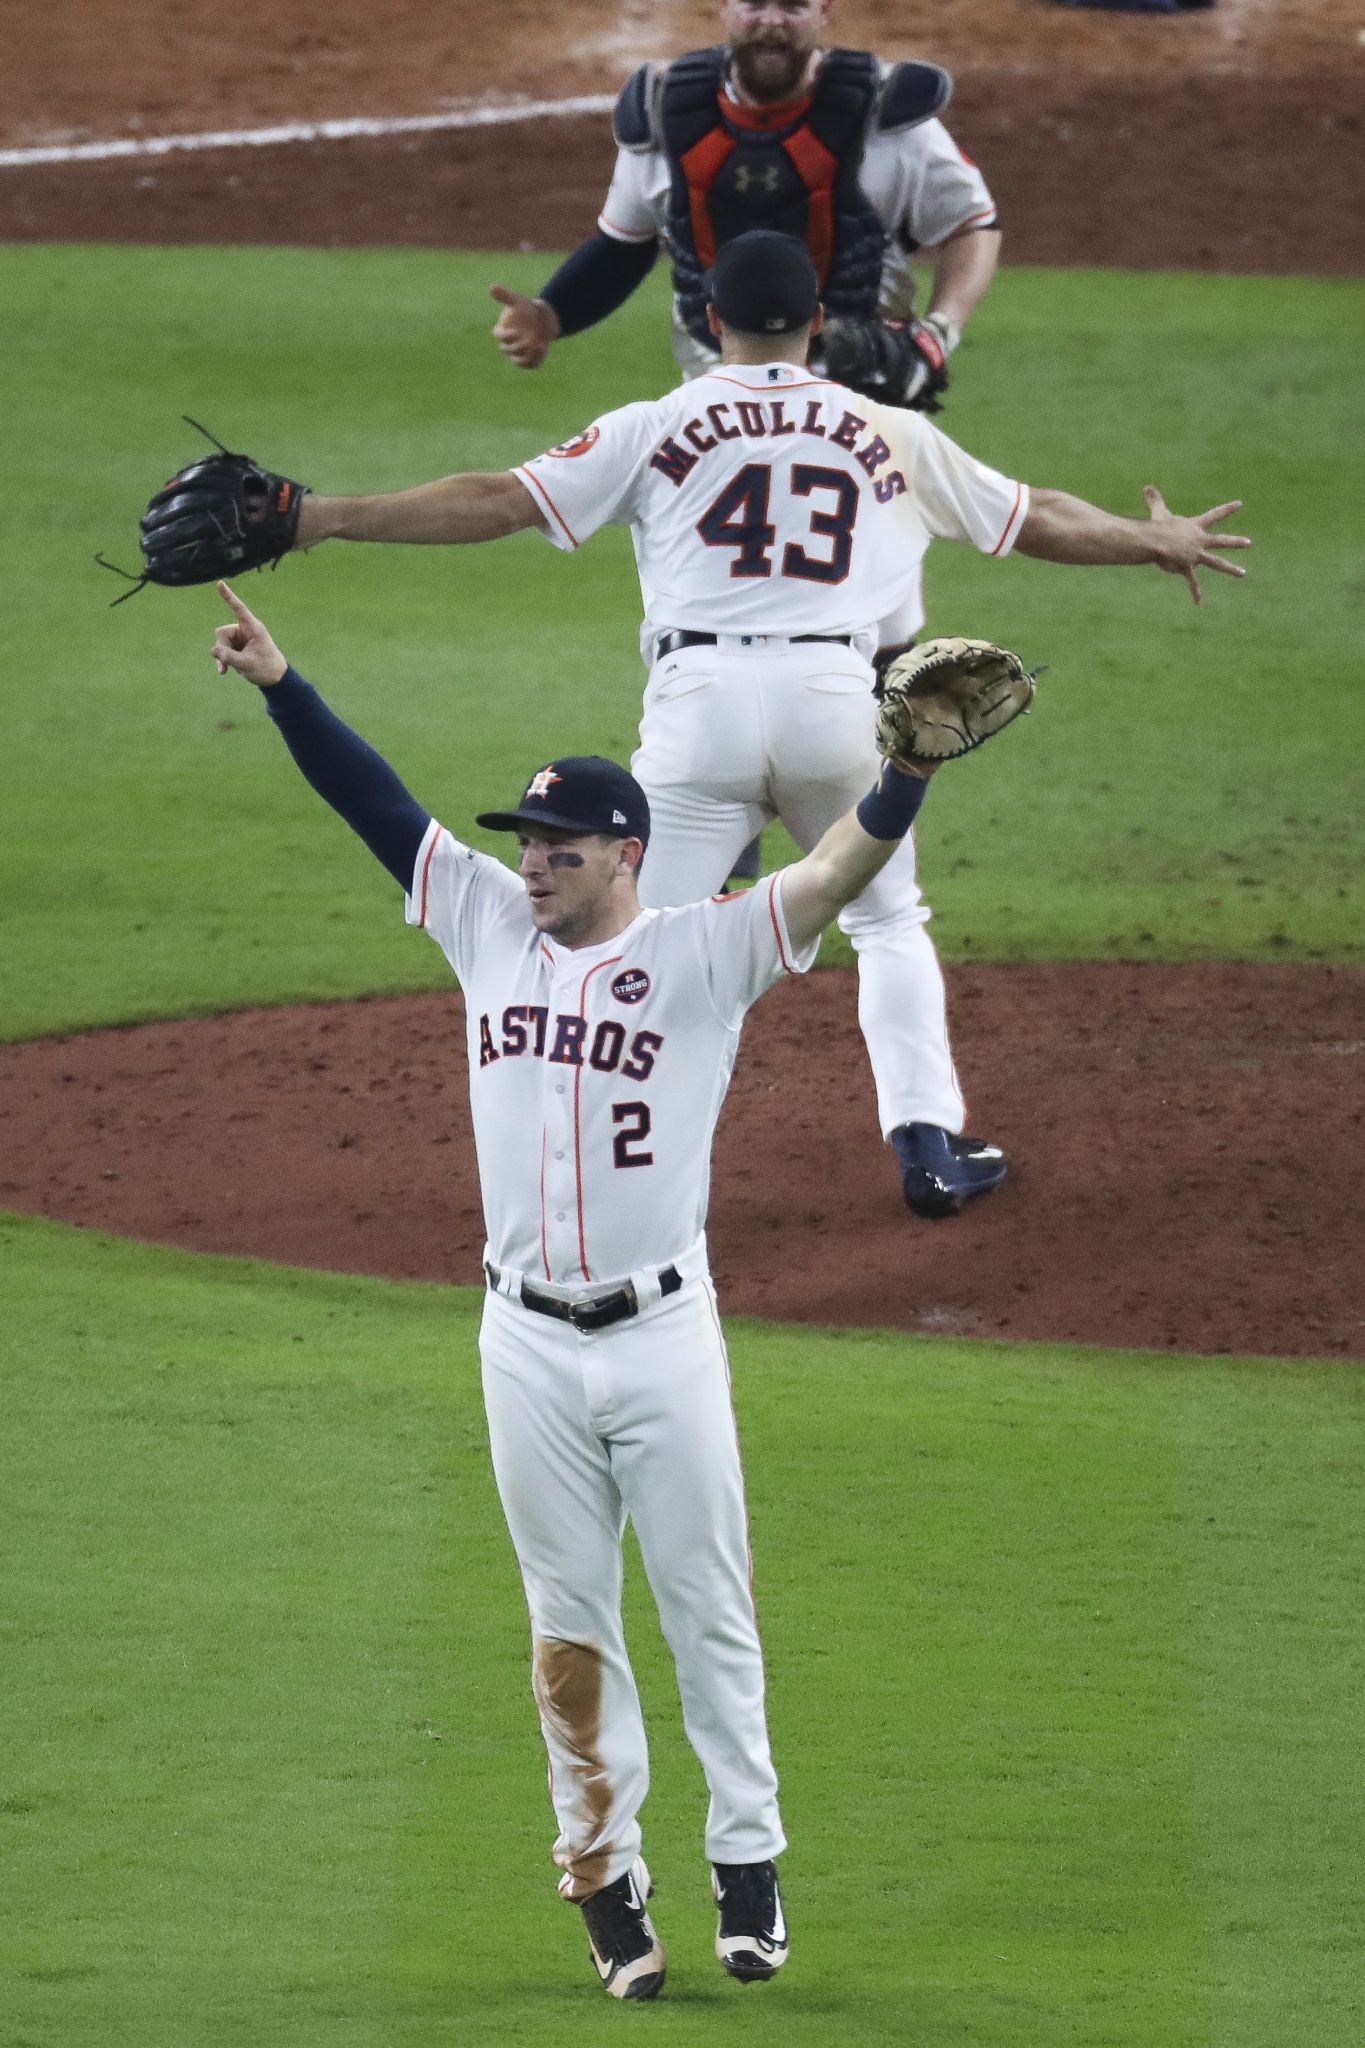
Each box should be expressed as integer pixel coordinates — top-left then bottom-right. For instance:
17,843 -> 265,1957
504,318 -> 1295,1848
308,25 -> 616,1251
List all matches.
96,420 -> 308,604
874,637 -> 1038,764
820,315 -> 949,413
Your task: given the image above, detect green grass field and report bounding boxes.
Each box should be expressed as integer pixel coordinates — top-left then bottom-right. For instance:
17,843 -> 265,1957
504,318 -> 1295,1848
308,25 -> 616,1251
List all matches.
3,242 -> 1363,2045
5,1214 -> 1363,2048
3,247 -> 1363,1038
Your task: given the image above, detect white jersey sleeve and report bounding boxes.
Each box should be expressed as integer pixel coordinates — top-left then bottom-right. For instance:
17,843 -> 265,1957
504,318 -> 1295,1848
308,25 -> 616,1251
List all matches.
403,819 -> 526,986
898,412 -> 1029,558
597,146 -> 664,244
691,871 -> 820,1028
892,117 -> 997,248
514,398 -> 666,553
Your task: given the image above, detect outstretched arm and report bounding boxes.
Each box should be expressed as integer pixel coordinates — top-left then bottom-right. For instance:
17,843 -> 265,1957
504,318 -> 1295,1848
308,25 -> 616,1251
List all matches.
490,233 -> 659,368
1017,485 -> 1250,605
294,471 -> 544,550
779,763 -> 935,955
211,583 -> 430,889
778,636 -> 1038,950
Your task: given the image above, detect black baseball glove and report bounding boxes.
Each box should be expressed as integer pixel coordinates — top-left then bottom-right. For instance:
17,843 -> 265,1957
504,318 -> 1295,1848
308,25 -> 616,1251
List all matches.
97,420 -> 308,604
820,315 -> 952,413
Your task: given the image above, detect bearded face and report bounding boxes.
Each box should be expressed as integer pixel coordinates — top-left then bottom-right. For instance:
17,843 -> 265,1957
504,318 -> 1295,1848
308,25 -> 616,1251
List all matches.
722,0 -> 829,105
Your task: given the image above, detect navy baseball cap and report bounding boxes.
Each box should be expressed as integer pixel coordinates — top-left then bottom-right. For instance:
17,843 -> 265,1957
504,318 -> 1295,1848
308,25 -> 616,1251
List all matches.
476,755 -> 651,845
709,230 -> 821,335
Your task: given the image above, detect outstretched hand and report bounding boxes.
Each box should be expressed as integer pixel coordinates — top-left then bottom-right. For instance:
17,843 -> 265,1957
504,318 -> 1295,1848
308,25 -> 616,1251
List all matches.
1143,486 -> 1251,605
211,581 -> 288,688
489,283 -> 560,369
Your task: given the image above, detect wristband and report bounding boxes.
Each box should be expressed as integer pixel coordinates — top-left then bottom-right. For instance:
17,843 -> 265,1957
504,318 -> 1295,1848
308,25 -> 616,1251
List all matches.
920,310 -> 960,358
856,763 -> 930,841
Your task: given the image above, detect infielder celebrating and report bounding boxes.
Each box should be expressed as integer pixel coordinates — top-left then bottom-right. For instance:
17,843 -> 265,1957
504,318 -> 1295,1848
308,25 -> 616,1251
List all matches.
203,580 -> 1027,1999
177,235 -> 1247,1219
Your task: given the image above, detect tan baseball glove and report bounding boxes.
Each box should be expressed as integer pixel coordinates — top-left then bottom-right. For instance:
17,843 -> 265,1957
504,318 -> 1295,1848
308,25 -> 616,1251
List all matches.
874,637 -> 1038,765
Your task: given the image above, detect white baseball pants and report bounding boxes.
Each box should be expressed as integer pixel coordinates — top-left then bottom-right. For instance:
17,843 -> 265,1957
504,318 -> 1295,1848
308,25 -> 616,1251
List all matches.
479,1279 -> 786,1899
633,636 -> 966,1136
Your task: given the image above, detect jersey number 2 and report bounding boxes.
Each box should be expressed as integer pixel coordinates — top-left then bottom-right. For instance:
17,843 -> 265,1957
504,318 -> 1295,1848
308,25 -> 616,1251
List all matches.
696,463 -> 858,584
611,1101 -> 654,1168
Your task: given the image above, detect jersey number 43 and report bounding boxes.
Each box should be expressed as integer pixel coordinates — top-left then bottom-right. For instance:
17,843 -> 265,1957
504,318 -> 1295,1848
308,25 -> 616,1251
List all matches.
697,463 -> 858,585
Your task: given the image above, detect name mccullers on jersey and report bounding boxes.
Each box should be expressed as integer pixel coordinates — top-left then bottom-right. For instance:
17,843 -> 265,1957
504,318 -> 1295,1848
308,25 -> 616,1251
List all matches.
649,394 -> 906,503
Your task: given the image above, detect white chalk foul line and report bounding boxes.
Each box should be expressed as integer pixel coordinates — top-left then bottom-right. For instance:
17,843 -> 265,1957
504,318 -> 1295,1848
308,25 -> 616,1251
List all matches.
0,94 -> 617,171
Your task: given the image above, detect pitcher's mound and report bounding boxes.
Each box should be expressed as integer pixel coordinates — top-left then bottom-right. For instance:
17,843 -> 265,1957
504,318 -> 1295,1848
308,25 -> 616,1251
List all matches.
2,963 -> 1360,1359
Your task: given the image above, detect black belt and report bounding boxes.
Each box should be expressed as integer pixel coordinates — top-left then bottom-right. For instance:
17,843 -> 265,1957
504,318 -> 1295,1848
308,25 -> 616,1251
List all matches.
654,629 -> 854,659
485,1262 -> 683,1332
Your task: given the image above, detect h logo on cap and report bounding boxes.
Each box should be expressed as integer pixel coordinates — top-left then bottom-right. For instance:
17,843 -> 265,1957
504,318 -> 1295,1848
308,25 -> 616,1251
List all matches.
527,768 -> 561,798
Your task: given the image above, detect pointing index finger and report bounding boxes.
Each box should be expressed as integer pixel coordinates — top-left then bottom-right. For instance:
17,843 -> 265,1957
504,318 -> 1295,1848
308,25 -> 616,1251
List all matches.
217,579 -> 252,619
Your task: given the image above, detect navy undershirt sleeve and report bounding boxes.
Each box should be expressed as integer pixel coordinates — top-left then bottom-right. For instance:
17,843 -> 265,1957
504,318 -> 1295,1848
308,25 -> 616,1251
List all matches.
540,232 -> 658,339
263,668 -> 431,890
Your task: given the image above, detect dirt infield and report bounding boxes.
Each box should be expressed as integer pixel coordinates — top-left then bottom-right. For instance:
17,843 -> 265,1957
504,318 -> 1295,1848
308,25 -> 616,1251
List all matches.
5,2 -> 1362,1356
4,1 -> 1363,271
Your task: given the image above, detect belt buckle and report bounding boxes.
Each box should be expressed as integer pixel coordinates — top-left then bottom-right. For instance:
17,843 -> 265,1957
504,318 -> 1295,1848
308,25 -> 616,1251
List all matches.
567,1282 -> 637,1332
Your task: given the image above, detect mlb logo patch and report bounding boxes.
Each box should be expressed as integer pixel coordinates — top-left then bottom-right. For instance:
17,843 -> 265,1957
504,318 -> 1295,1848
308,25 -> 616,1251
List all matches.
611,968 -> 651,1005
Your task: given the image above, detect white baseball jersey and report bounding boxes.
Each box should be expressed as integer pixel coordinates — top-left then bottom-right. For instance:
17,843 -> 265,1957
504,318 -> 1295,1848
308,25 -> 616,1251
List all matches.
598,76 -> 997,370
515,362 -> 1027,653
403,815 -> 800,1903
404,818 -> 817,1285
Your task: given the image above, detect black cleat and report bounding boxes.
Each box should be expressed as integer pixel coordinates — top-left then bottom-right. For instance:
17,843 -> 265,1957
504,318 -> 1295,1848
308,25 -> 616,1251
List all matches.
712,1859 -> 789,1982
580,1858 -> 666,2000
892,1121 -> 1008,1219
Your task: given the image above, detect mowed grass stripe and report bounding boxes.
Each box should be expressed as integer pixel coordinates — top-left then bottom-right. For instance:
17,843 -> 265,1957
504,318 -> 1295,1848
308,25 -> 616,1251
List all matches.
3,1215 -> 1361,2045
2,247 -> 1363,1039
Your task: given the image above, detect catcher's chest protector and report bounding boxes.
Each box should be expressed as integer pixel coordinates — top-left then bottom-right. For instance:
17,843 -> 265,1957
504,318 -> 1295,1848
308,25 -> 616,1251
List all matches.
660,46 -> 886,347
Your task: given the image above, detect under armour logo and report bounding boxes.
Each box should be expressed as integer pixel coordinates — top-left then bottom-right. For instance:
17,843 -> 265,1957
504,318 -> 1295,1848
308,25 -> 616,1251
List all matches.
734,162 -> 782,195
527,768 -> 561,798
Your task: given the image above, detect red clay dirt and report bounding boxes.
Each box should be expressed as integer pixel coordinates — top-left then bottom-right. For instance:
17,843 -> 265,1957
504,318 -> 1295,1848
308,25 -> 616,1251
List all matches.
4,2 -> 1363,1357
2,965 -> 1361,1359
4,2 -> 1363,270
